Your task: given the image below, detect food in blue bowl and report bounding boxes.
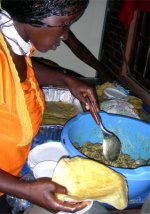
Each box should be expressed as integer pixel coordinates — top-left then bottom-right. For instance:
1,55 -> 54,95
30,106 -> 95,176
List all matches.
61,111 -> 150,200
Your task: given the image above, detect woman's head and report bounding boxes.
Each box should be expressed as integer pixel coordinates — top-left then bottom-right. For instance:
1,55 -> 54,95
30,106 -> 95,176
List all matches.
1,0 -> 89,23
1,0 -> 89,52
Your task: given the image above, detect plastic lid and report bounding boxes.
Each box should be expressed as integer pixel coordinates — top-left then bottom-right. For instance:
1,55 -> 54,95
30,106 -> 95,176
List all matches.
104,88 -> 128,100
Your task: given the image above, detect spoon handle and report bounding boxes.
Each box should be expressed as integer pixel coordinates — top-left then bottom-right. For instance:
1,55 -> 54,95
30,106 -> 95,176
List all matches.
87,96 -> 111,134
87,96 -> 101,125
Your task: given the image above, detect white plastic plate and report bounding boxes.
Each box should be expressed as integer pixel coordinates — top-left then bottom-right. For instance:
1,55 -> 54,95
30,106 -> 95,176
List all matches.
33,160 -> 57,179
27,141 -> 69,170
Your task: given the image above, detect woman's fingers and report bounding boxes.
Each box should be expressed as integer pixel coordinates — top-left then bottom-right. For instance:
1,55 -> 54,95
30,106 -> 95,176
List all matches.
55,200 -> 90,213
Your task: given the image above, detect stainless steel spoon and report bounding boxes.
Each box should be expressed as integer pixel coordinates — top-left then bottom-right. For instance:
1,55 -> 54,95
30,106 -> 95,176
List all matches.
87,97 -> 121,161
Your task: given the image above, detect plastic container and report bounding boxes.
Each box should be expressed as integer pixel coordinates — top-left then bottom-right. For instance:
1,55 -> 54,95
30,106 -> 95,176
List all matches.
61,111 -> 150,200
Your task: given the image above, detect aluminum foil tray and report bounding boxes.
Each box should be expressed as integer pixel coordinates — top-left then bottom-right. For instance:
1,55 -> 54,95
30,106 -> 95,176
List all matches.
31,125 -> 64,149
42,86 -> 83,113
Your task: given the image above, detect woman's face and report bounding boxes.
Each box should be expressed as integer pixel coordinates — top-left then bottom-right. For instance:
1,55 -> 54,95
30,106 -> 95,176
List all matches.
24,13 -> 82,52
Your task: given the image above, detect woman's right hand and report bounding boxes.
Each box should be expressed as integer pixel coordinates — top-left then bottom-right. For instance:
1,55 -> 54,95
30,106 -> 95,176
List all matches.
25,177 -> 89,213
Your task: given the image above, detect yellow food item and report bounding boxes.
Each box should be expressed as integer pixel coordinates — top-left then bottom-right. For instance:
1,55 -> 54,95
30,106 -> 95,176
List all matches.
128,96 -> 143,110
96,82 -> 114,101
41,101 -> 78,125
52,156 -> 128,210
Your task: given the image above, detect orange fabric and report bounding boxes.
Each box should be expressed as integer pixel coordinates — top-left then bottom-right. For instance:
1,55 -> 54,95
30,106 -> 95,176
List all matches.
21,58 -> 45,138
0,33 -> 45,194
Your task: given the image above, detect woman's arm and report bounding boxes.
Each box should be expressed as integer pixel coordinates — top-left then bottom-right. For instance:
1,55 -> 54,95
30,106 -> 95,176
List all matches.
64,30 -> 100,70
0,169 -> 89,213
32,59 -> 70,87
64,30 -> 111,82
32,60 -> 99,110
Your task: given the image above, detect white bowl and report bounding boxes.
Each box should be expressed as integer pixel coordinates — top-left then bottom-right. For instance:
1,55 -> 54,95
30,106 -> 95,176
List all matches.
104,88 -> 128,100
27,141 -> 69,170
24,201 -> 93,214
33,160 -> 57,179
58,201 -> 93,214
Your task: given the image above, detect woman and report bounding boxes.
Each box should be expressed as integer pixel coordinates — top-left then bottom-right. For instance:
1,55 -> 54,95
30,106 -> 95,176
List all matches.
0,0 -> 99,213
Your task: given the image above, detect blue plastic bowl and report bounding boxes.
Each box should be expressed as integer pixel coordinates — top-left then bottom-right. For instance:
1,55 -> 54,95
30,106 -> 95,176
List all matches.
61,111 -> 150,200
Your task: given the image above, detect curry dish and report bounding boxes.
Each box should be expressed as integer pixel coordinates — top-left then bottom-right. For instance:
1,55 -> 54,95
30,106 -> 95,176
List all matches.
73,142 -> 139,168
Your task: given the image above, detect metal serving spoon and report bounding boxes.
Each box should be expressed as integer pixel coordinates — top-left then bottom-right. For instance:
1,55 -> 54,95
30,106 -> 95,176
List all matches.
87,96 -> 121,161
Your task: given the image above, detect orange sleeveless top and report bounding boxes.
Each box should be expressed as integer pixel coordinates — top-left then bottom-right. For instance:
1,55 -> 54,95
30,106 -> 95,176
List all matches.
0,33 -> 45,185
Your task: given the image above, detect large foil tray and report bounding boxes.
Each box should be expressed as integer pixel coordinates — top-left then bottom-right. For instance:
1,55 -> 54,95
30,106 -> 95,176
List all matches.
42,86 -> 83,113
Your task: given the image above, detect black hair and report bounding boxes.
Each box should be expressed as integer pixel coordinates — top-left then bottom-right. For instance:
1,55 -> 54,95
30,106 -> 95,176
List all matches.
1,0 -> 89,23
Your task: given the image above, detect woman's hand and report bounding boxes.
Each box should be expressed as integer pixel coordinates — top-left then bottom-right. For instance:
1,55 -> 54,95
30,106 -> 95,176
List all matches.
26,178 -> 89,213
65,76 -> 99,111
0,162 -> 89,213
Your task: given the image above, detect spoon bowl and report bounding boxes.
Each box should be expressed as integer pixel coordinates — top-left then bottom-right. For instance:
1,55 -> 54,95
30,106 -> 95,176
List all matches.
88,97 -> 121,161
102,129 -> 121,161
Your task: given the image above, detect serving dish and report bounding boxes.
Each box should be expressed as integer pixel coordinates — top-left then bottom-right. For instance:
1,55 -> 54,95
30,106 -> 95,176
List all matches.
42,86 -> 83,113
61,111 -> 150,200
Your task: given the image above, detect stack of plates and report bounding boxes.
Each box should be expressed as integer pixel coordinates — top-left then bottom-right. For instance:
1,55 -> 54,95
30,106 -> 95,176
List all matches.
27,141 -> 69,178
